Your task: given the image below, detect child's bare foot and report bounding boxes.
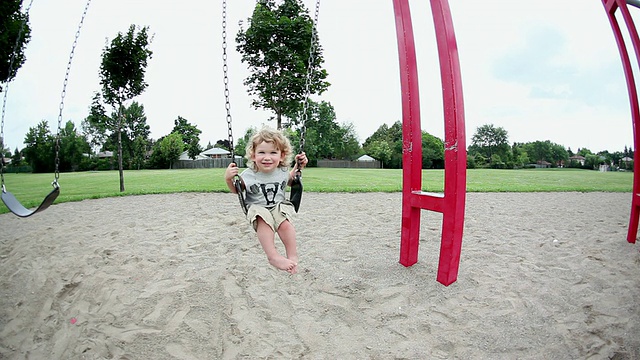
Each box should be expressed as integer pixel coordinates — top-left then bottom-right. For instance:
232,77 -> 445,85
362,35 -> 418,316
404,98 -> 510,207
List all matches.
288,255 -> 299,274
268,255 -> 297,273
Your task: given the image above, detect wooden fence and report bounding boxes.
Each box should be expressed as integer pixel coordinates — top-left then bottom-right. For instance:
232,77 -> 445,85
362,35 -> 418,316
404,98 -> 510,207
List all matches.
317,159 -> 381,169
173,157 -> 245,169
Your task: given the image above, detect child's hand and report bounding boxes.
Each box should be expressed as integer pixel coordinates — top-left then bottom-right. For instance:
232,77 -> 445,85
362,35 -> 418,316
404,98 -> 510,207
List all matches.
295,152 -> 308,170
225,162 -> 238,181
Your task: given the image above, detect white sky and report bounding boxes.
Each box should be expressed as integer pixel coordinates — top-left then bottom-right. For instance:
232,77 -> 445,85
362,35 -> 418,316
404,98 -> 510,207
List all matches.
1,0 -> 638,154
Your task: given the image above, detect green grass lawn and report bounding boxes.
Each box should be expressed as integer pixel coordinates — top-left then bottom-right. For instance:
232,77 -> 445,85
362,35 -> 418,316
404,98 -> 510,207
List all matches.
0,167 -> 633,214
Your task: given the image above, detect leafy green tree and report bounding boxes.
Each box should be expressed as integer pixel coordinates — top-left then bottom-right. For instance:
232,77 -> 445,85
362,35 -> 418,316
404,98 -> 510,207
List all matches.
235,126 -> 258,159
363,121 -> 404,168
108,101 -> 151,168
83,93 -> 110,155
131,135 -> 148,170
468,124 -> 509,165
216,139 -> 231,151
511,142 -> 525,167
0,0 -> 31,91
549,143 -> 569,166
171,116 -> 202,160
11,146 -> 21,166
86,97 -> 151,169
367,140 -> 392,168
521,140 -> 567,167
58,120 -> 90,171
99,24 -> 152,191
236,0 -> 329,129
524,141 -> 552,164
422,132 -> 444,169
334,122 -> 360,160
159,132 -> 184,169
23,120 -> 55,173
288,100 -> 361,162
585,154 -> 600,170
577,148 -> 593,157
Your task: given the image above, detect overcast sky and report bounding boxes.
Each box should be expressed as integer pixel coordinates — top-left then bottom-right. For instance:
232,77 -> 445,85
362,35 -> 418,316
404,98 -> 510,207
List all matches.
1,0 -> 638,154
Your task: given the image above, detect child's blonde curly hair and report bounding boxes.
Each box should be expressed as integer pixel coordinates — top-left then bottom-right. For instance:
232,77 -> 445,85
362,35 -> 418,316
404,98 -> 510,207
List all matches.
245,127 -> 294,171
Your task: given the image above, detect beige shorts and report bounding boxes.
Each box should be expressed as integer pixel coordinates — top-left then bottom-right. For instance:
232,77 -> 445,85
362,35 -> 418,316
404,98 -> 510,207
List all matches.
247,201 -> 295,232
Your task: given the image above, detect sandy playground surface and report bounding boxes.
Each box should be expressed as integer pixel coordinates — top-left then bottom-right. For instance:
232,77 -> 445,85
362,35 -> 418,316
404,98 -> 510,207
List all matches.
0,192 -> 639,359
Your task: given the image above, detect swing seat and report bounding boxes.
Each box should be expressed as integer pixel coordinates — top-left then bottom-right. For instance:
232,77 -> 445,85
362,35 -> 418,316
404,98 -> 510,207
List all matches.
290,173 -> 303,212
234,177 -> 248,215
1,183 -> 60,218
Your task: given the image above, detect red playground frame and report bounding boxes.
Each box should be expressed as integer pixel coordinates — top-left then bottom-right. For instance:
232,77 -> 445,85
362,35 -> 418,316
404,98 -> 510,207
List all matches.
392,0 -> 467,286
602,0 -> 640,244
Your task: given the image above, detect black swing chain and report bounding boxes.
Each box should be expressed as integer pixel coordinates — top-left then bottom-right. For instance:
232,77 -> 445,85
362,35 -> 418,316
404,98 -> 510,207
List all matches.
222,0 -> 320,169
54,0 -> 92,186
0,0 -> 91,190
0,0 -> 34,190
222,0 -> 235,161
297,0 -> 321,166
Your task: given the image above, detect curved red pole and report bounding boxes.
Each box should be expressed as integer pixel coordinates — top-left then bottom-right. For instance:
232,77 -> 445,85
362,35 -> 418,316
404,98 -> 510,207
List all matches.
602,0 -> 640,243
393,0 -> 467,285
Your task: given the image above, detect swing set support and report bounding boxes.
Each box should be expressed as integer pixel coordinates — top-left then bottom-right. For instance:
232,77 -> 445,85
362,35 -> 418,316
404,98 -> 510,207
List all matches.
393,0 -> 467,286
602,0 -> 640,244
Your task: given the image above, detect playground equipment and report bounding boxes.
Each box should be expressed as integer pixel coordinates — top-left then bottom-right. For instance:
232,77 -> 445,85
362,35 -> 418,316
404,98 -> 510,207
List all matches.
0,0 -> 92,217
392,0 -> 467,286
602,0 -> 640,244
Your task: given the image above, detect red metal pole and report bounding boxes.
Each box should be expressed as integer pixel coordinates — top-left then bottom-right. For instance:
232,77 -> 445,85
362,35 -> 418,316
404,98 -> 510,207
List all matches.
393,0 -> 422,267
393,0 -> 467,285
602,0 -> 640,243
430,0 -> 467,285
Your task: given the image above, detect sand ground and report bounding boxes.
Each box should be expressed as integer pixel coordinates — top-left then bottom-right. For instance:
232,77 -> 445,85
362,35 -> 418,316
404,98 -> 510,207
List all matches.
1,192 -> 639,359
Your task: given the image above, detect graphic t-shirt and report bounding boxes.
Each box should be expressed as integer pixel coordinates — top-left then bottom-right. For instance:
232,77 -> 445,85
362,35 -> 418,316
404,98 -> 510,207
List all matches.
240,167 -> 289,208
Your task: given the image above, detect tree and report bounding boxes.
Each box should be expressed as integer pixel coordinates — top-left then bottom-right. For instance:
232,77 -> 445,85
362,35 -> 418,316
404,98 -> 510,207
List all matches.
363,121 -> 404,168
367,140 -> 392,168
235,126 -> 258,158
159,132 -> 184,169
171,116 -> 202,160
0,0 -> 31,91
58,120 -> 90,172
469,124 -> 509,165
334,122 -> 360,160
236,0 -> 329,129
99,24 -> 152,191
85,96 -> 151,169
121,102 -> 151,168
525,141 -> 552,164
23,120 -> 55,173
131,135 -> 148,170
11,146 -> 21,166
422,132 -> 444,169
83,93 -> 110,155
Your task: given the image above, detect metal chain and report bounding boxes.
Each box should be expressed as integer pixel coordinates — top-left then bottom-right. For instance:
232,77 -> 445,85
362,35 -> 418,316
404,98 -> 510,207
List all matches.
222,0 -> 320,160
1,0 -> 35,189
53,0 -> 92,184
298,0 -> 321,155
222,0 -> 235,161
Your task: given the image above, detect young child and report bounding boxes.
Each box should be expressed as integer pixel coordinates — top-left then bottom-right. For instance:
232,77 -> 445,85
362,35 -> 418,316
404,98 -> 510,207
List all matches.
225,127 -> 308,274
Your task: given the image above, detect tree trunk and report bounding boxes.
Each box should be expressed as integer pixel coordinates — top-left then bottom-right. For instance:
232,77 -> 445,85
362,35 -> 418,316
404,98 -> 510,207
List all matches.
117,103 -> 125,192
276,112 -> 282,130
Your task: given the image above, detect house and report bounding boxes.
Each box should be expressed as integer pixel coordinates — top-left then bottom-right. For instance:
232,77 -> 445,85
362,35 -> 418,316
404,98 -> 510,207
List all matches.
96,151 -> 113,158
178,151 -> 208,161
569,155 -> 585,166
201,147 -> 231,159
535,160 -> 552,168
356,154 -> 376,162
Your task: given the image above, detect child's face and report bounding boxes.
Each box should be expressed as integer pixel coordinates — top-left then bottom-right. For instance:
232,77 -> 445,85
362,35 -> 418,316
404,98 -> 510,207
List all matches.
252,141 -> 283,173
